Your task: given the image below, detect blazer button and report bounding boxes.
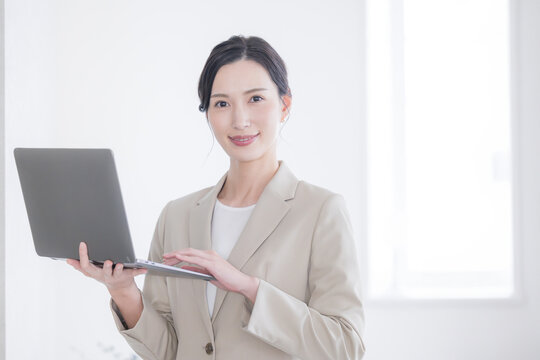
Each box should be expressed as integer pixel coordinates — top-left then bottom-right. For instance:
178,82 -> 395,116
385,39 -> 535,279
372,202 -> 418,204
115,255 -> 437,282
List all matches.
205,342 -> 214,355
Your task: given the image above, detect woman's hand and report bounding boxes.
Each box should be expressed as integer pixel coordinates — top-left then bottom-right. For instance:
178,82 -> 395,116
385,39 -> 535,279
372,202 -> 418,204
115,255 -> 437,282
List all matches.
162,248 -> 260,304
66,242 -> 147,296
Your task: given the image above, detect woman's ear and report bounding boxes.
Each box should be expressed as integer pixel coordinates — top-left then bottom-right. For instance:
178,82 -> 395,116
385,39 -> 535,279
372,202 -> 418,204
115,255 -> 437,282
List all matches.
281,94 -> 292,122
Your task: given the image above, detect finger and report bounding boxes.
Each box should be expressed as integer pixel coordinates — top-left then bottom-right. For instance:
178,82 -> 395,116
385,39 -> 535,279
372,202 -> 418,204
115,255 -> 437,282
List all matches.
161,257 -> 181,266
78,242 -> 92,270
78,242 -> 102,277
78,242 -> 89,263
179,248 -> 215,259
75,242 -> 94,277
113,264 -> 147,279
174,254 -> 213,271
164,251 -> 204,263
162,252 -> 183,259
162,253 -> 193,266
103,260 -> 114,280
162,258 -> 179,266
162,249 -> 180,258
112,263 -> 124,278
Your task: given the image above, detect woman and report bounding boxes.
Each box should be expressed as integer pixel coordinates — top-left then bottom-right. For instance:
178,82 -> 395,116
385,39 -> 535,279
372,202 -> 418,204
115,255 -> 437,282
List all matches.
68,35 -> 365,360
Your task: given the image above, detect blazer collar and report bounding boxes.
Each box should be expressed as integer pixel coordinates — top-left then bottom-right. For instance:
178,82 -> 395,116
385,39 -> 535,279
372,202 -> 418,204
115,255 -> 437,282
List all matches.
195,159 -> 297,208
188,160 -> 299,323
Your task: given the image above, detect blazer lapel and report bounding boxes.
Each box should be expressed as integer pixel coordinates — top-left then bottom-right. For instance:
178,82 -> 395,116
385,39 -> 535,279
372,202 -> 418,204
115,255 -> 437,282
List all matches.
189,172 -> 227,336
211,161 -> 299,322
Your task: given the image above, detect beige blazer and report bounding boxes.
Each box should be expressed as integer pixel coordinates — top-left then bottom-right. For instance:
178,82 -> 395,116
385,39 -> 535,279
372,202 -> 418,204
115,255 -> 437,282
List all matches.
111,161 -> 365,359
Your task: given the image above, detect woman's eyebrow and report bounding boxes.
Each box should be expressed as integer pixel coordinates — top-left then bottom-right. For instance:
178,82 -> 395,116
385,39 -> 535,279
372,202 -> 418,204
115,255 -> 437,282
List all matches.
210,88 -> 269,98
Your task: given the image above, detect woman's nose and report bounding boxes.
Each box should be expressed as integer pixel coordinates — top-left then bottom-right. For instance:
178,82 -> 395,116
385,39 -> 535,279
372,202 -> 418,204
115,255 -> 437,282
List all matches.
232,106 -> 250,129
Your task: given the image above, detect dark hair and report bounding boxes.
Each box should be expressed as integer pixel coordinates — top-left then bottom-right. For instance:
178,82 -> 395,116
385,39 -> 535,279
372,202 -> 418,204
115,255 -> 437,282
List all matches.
198,35 -> 292,114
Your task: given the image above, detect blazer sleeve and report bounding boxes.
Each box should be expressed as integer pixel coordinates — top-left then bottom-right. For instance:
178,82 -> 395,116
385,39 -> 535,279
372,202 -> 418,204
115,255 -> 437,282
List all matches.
109,202 -> 178,360
243,194 -> 366,360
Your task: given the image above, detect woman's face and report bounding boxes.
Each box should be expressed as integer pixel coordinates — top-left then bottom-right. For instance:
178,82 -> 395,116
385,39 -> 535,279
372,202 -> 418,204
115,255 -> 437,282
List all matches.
207,59 -> 291,165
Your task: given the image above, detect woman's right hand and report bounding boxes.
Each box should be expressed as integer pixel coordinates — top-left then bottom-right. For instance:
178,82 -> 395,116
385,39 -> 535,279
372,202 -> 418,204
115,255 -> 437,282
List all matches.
66,242 -> 147,296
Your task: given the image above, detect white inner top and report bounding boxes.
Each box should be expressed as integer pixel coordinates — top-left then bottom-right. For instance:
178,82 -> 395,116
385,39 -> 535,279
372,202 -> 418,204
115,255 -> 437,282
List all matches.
207,199 -> 256,318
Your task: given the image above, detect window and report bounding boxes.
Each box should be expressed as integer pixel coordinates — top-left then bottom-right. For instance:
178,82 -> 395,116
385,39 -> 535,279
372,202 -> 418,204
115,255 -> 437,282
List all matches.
366,0 -> 514,299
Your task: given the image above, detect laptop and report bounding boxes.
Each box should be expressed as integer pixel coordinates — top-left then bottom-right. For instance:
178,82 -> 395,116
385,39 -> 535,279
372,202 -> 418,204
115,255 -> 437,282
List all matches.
14,148 -> 215,281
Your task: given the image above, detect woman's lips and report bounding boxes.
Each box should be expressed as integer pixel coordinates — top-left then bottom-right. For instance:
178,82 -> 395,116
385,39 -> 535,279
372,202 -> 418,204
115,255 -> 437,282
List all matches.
229,133 -> 260,146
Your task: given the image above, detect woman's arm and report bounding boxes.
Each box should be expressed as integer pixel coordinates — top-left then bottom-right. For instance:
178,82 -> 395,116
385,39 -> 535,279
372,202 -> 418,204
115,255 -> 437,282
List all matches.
112,202 -> 179,360
69,202 -> 179,360
109,283 -> 144,329
243,194 -> 366,359
67,242 -> 145,329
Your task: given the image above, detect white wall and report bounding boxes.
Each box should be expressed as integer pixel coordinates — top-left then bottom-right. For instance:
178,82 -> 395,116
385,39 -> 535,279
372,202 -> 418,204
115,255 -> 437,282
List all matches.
4,1 -> 540,360
363,0 -> 540,359
0,0 -> 5,357
4,1 -> 364,359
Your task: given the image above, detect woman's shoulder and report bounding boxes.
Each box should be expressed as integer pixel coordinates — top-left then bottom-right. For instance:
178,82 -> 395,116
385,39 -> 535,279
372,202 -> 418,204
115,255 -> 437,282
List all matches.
296,179 -> 340,201
294,180 -> 348,211
165,185 -> 215,211
150,186 -> 216,232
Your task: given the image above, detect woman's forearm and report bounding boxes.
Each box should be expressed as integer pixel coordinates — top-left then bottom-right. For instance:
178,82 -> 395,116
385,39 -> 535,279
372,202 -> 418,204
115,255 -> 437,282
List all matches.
110,284 -> 144,329
240,275 -> 260,304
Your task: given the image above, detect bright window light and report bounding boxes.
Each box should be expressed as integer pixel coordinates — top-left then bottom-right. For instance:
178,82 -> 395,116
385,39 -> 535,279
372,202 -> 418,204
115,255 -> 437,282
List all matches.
366,0 -> 513,299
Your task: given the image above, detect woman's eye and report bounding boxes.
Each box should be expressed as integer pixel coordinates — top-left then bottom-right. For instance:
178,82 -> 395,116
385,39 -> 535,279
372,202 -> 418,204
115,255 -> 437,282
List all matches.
214,96 -> 262,108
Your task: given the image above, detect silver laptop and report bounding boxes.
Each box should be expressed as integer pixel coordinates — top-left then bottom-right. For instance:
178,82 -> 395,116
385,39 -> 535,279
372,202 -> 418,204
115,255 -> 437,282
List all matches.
14,148 -> 215,281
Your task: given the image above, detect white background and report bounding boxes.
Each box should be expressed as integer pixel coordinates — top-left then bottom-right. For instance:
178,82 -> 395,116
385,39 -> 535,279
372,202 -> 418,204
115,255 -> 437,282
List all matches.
4,0 -> 365,359
3,0 -> 540,359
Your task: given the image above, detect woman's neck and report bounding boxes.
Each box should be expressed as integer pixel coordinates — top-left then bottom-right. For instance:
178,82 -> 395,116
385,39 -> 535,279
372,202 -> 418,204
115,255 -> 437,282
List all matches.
218,156 -> 280,207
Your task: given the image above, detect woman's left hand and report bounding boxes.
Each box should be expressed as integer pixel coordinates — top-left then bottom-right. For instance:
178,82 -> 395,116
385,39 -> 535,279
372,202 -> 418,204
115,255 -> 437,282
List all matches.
162,248 -> 260,304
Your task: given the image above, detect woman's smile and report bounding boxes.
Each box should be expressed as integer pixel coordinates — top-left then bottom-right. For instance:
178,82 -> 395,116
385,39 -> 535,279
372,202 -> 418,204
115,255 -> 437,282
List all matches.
228,132 -> 260,146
